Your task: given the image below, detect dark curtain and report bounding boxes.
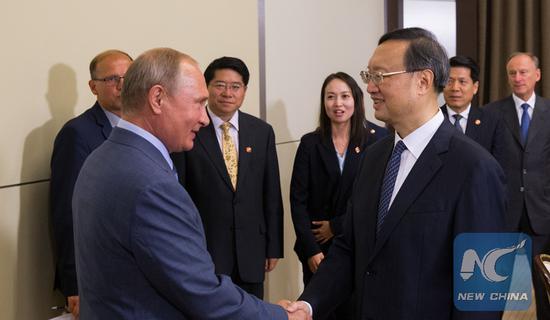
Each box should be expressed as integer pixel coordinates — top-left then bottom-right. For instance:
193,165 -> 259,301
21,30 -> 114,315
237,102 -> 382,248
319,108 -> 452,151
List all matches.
458,0 -> 550,105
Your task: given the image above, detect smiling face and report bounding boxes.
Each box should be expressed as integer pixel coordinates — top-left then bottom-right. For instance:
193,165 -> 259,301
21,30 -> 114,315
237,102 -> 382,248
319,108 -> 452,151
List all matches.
323,78 -> 355,126
159,61 -> 210,152
366,40 -> 417,128
207,69 -> 247,121
443,66 -> 479,113
507,54 -> 540,101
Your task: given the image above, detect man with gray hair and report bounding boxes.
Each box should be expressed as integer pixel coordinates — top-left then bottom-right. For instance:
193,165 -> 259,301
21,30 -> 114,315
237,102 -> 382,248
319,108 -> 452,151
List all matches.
287,27 -> 506,319
72,48 -> 309,320
484,52 -> 550,319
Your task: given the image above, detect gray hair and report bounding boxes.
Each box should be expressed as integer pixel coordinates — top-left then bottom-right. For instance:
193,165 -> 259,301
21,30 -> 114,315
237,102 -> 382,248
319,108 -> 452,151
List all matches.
507,52 -> 539,68
121,48 -> 196,113
379,27 -> 449,93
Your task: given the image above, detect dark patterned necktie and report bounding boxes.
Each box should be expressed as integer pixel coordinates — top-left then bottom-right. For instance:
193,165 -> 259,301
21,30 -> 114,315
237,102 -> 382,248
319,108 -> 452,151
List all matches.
377,140 -> 407,234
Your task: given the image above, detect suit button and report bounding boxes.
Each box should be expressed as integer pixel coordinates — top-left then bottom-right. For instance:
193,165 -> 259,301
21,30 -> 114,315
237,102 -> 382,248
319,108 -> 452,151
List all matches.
520,187 -> 525,192
365,270 -> 375,276
523,169 -> 527,174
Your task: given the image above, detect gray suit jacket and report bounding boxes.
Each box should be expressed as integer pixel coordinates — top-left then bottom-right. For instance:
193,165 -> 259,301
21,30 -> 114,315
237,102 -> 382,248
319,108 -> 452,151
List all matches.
73,127 -> 286,319
484,95 -> 550,233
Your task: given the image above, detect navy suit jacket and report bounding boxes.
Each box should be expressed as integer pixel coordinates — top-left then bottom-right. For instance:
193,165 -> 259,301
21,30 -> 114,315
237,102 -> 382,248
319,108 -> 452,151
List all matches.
290,121 -> 387,262
50,102 -> 111,296
171,111 -> 284,283
72,127 -> 287,319
484,95 -> 550,233
300,121 -> 506,319
440,104 -> 506,166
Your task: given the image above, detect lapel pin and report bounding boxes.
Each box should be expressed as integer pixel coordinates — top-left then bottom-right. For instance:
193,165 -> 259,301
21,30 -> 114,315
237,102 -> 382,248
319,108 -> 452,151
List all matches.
245,146 -> 252,153
355,146 -> 361,153
474,119 -> 481,126
370,129 -> 376,134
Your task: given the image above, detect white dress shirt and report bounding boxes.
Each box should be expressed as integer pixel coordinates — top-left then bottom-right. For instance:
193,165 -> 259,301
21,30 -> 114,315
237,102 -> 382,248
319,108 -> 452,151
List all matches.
445,104 -> 470,133
512,93 -> 536,125
389,110 -> 444,208
208,108 -> 239,155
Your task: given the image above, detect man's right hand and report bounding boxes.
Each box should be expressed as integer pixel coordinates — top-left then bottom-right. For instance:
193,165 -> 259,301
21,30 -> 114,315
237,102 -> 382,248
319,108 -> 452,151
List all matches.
67,295 -> 79,319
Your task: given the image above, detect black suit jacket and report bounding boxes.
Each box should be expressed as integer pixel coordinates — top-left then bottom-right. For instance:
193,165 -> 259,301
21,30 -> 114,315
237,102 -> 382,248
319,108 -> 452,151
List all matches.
50,102 -> 112,296
484,95 -> 550,234
440,105 -> 506,165
290,122 -> 387,262
171,111 -> 284,283
300,120 -> 506,319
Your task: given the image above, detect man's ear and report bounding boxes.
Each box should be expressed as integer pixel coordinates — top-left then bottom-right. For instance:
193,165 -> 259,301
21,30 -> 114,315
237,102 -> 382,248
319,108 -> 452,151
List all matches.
89,79 -> 98,96
417,69 -> 435,95
148,85 -> 165,115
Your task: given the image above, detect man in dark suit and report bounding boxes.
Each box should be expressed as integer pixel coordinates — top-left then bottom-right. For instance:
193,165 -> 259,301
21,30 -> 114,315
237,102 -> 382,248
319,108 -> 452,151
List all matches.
171,57 -> 284,299
441,55 -> 505,163
484,52 -> 550,319
286,28 -> 506,319
72,48 -> 308,319
49,49 -> 132,318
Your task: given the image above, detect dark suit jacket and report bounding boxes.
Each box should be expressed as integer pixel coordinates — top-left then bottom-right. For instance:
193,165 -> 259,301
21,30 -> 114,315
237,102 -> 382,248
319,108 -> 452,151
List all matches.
300,121 -> 506,320
171,111 -> 284,283
49,102 -> 111,296
484,95 -> 550,234
290,121 -> 387,262
440,105 -> 506,166
72,127 -> 287,319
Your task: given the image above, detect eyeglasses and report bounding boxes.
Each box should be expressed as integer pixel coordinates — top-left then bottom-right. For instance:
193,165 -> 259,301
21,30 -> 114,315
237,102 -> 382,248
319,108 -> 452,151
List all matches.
360,70 -> 415,86
211,82 -> 244,93
92,75 -> 124,86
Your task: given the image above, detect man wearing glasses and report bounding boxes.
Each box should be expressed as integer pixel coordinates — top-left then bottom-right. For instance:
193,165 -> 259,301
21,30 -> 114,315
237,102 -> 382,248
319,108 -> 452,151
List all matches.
171,56 -> 284,300
50,49 -> 132,318
287,28 -> 506,319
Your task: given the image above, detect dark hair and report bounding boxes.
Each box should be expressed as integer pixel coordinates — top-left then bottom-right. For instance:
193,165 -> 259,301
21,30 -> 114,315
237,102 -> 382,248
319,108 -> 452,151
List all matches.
317,72 -> 367,145
89,49 -> 133,79
449,55 -> 479,83
378,27 -> 449,93
204,56 -> 250,86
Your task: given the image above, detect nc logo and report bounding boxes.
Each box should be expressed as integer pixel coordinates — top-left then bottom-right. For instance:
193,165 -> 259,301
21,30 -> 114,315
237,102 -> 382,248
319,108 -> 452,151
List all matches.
460,239 -> 526,282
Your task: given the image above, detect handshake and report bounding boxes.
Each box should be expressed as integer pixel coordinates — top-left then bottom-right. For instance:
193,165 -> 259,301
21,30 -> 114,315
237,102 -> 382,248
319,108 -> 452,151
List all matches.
277,300 -> 312,320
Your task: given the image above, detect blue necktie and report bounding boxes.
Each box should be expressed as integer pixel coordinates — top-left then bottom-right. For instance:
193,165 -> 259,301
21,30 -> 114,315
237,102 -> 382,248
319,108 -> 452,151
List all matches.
520,103 -> 530,145
453,114 -> 463,133
377,140 -> 407,234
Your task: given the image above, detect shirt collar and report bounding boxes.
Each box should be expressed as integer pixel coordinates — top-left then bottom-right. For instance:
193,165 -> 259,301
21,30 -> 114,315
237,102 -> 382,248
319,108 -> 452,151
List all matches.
207,108 -> 239,131
445,103 -> 471,120
396,109 -> 444,160
116,119 -> 174,170
512,93 -> 536,109
100,106 -> 121,127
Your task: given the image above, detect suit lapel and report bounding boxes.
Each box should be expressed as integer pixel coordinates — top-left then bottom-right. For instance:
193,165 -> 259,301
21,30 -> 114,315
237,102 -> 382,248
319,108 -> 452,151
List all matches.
317,136 -> 341,182
91,102 -> 112,139
465,106 -> 482,139
525,96 -> 550,147
197,122 -> 234,190
501,97 -> 523,147
236,112 -> 252,192
355,139 -> 392,266
369,122 -> 449,262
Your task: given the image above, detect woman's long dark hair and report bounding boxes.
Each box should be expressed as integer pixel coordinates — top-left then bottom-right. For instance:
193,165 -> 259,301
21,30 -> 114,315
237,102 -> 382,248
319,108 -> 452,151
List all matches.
317,72 -> 368,146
